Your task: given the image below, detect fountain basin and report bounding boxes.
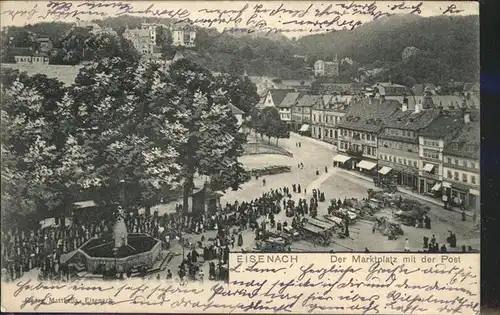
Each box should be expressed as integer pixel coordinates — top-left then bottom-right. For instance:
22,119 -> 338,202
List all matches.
71,233 -> 162,273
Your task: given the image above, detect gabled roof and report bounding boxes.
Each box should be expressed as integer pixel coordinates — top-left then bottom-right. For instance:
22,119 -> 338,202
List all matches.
419,113 -> 464,139
296,95 -> 322,108
230,104 -> 244,115
269,89 -> 294,106
336,98 -> 401,133
278,92 -> 305,108
443,121 -> 479,159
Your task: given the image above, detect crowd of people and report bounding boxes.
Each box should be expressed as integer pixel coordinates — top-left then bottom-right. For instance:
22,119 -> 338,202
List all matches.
1,164 -> 478,283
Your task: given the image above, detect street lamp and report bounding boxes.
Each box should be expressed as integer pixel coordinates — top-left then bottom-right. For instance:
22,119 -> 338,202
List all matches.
112,247 -> 118,279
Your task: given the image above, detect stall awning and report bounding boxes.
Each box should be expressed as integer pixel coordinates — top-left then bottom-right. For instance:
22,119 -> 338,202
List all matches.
357,160 -> 377,170
469,188 -> 480,196
431,182 -> 442,191
378,166 -> 392,175
423,163 -> 435,172
442,182 -> 452,188
299,124 -> 310,132
333,154 -> 351,163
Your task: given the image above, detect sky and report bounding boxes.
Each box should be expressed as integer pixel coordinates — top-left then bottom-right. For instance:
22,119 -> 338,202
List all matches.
0,1 -> 479,38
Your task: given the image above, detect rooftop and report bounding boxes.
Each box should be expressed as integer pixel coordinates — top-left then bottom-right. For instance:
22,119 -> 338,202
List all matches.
444,121 -> 479,159
336,97 -> 401,133
384,108 -> 441,131
278,92 -> 305,108
419,113 -> 464,139
230,104 -> 244,115
269,89 -> 295,105
296,94 -> 323,108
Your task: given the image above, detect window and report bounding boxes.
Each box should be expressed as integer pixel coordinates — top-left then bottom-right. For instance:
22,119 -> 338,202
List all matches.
361,134 -> 365,140
463,160 -> 468,168
462,173 -> 467,182
384,154 -> 387,160
330,130 -> 333,137
403,158 -> 407,165
447,170 -> 452,178
471,176 -> 476,184
471,162 -> 476,169
447,157 -> 452,164
389,156 -> 392,162
454,159 -> 459,165
379,154 -> 383,159
398,158 -> 402,164
413,161 -> 418,167
313,115 -> 316,122
454,172 -> 459,181
424,149 -> 439,160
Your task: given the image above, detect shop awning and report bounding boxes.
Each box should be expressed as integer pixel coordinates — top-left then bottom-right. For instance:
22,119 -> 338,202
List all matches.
333,154 -> 351,163
378,166 -> 392,175
469,188 -> 480,196
299,124 -> 310,132
431,182 -> 442,191
423,163 -> 434,172
357,160 -> 377,170
442,182 -> 452,188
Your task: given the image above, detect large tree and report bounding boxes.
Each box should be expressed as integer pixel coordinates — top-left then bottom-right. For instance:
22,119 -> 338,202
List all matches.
69,58 -> 186,215
215,74 -> 259,114
166,59 -> 247,211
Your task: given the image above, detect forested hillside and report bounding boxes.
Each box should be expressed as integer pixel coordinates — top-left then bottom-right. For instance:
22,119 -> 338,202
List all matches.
1,14 -> 478,85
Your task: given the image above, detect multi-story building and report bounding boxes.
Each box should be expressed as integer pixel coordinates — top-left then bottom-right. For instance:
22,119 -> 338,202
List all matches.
313,56 -> 339,77
418,112 -> 464,196
123,27 -> 156,55
277,92 -> 305,127
294,95 -> 322,134
442,117 -> 480,210
171,23 -> 196,47
255,89 -> 293,110
335,95 -> 400,171
311,95 -> 351,144
377,97 -> 441,191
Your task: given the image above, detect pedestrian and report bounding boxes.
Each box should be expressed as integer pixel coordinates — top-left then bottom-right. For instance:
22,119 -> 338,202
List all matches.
316,169 -> 319,176
325,166 -> 328,173
461,210 -> 467,222
299,142 -> 301,147
404,238 -> 410,252
262,178 -> 266,186
431,234 -> 436,245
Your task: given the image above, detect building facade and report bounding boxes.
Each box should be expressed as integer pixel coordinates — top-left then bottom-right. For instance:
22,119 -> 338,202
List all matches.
123,28 -> 155,55
12,47 -> 49,65
336,96 -> 401,170
418,113 -> 464,196
294,95 -> 322,133
442,119 -> 480,210
311,95 -> 349,144
278,92 -> 304,125
313,57 -> 339,77
377,98 -> 440,191
171,24 -> 196,47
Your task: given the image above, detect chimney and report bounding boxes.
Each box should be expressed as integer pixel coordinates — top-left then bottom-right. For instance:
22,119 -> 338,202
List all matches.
464,112 -> 470,124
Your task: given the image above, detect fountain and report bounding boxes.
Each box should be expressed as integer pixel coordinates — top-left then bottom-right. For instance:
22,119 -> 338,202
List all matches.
68,207 -> 162,274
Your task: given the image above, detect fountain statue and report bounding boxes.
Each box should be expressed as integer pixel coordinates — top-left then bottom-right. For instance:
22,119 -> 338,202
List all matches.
113,206 -> 128,248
